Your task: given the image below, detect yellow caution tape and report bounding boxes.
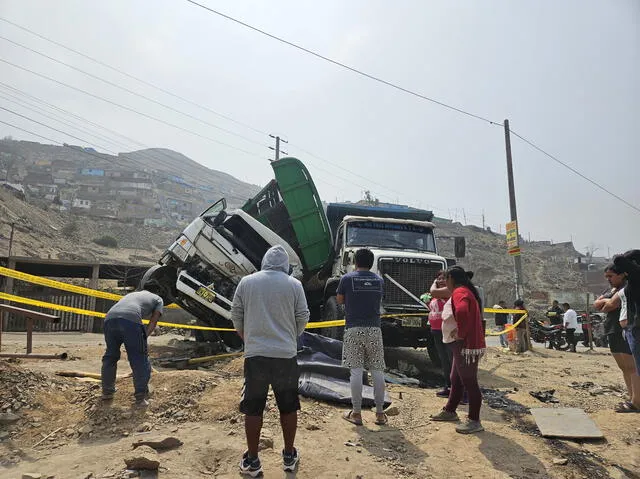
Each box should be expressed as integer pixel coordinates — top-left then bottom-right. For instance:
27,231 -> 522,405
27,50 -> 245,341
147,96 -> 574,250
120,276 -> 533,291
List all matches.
0,292 -> 234,331
485,313 -> 529,336
0,266 -> 180,308
484,308 -> 529,314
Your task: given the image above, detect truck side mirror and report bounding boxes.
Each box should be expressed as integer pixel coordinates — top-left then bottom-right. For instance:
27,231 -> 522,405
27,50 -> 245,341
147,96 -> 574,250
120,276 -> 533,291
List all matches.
454,236 -> 466,258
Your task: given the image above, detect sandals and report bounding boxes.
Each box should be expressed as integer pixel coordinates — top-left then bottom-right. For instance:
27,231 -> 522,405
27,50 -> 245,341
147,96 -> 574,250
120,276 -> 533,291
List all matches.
375,413 -> 388,426
342,410 -> 363,425
615,401 -> 640,413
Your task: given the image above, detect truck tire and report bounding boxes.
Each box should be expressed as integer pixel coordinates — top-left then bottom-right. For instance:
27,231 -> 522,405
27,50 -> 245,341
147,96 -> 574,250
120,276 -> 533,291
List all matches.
322,296 -> 345,341
424,333 -> 441,366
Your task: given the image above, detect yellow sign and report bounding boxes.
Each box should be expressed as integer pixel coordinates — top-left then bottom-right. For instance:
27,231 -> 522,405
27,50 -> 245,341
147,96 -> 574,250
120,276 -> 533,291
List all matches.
506,221 -> 519,249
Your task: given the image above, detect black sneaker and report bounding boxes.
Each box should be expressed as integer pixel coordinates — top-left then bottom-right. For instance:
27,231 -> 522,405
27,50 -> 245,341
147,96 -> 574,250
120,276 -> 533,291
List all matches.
282,447 -> 299,472
239,451 -> 263,477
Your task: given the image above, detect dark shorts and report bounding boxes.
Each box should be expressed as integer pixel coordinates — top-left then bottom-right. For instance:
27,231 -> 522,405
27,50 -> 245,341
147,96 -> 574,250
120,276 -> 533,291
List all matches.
240,356 -> 300,416
609,331 -> 631,355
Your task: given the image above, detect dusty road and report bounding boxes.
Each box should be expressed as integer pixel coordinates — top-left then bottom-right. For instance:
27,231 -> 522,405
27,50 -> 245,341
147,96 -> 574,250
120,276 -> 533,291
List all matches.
1,332 -> 639,479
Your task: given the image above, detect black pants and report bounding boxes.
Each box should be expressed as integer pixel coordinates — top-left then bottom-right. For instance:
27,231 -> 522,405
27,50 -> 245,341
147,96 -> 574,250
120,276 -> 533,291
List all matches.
432,330 -> 453,388
566,328 -> 577,349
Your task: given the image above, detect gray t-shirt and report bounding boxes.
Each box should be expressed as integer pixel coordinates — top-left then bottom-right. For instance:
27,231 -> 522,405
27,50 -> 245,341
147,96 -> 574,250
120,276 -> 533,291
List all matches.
105,290 -> 164,324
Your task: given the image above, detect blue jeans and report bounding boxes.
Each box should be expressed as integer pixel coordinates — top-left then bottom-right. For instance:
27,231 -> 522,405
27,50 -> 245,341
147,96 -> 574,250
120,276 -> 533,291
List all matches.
496,325 -> 508,347
101,317 -> 151,399
624,327 -> 640,375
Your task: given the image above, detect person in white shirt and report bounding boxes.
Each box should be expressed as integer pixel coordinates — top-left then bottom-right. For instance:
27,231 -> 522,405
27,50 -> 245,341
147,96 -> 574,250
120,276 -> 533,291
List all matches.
562,303 -> 579,353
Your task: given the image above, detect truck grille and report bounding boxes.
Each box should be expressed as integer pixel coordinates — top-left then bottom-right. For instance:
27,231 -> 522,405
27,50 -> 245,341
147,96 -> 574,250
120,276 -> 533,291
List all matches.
378,258 -> 444,306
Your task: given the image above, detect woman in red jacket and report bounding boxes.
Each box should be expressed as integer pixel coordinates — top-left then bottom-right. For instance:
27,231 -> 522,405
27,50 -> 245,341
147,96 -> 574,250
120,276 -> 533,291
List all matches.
431,266 -> 486,434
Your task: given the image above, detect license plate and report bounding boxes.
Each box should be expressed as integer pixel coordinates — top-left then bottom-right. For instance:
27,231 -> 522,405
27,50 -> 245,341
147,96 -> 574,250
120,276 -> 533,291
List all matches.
402,317 -> 423,328
195,286 -> 215,303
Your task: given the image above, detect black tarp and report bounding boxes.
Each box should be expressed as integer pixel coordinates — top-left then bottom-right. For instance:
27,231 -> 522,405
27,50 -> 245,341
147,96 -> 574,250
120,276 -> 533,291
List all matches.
297,332 -> 391,407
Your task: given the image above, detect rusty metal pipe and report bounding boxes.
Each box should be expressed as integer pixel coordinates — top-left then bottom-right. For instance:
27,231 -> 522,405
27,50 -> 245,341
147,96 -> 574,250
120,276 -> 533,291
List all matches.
0,352 -> 68,360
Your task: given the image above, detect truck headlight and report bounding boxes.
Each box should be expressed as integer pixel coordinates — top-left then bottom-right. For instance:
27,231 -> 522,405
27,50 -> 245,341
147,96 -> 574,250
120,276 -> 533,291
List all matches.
170,240 -> 190,262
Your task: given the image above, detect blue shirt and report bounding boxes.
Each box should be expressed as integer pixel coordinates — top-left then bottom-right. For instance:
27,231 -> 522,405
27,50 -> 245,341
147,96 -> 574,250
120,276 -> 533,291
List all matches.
336,270 -> 384,328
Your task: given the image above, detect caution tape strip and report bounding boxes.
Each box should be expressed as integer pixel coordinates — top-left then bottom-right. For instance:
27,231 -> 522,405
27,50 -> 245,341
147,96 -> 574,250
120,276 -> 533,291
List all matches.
1,267 -> 530,335
0,292 -> 235,331
485,313 -> 529,336
0,266 -> 180,308
0,291 -> 347,331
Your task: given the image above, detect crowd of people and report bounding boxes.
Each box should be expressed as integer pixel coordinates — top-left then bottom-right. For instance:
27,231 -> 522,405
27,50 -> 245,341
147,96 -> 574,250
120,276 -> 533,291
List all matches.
96,245 -> 640,476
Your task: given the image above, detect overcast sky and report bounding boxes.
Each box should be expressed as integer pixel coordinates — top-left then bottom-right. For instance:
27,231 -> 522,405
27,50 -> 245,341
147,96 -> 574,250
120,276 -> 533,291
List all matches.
1,0 -> 638,256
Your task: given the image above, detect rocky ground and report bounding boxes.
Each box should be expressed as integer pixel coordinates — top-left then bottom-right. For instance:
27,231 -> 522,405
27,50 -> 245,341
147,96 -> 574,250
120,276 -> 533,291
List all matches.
0,333 -> 638,479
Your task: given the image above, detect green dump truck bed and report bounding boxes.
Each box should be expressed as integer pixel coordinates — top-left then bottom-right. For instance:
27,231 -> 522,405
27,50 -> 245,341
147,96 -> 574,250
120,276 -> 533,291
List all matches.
242,157 -> 333,275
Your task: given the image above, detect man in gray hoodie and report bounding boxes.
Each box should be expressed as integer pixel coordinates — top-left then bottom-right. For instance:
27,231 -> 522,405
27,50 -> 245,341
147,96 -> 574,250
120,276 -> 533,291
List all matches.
231,245 -> 310,476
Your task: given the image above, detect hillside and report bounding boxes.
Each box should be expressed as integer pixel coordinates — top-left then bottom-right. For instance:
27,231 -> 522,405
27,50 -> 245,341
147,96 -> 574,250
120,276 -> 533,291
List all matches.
436,220 -> 587,308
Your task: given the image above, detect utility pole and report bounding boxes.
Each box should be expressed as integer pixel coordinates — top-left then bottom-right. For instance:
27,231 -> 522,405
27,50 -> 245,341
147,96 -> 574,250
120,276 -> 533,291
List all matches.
482,210 -> 485,230
7,223 -> 15,258
504,119 -> 524,300
269,135 -> 288,162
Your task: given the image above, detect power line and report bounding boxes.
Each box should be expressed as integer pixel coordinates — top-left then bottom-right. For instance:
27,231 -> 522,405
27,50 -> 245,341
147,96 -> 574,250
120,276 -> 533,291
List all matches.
0,105 -> 119,155
0,16 -> 269,137
0,18 -> 448,205
0,34 -> 267,149
0,83 -> 221,176
0,119 -> 126,165
184,0 -> 500,126
509,128 -> 640,215
0,57 -> 263,159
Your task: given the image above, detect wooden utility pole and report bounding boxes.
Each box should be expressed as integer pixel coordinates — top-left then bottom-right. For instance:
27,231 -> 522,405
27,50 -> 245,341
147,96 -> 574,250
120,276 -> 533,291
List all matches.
586,292 -> 594,351
269,135 -> 288,161
7,223 -> 15,258
503,119 -> 524,300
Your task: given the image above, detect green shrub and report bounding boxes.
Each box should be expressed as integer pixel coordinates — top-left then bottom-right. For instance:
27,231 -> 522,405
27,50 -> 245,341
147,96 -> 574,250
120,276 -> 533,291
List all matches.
92,235 -> 118,248
62,221 -> 78,236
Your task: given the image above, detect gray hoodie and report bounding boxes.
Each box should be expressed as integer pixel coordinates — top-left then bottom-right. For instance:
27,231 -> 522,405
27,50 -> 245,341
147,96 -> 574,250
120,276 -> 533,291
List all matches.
231,245 -> 310,358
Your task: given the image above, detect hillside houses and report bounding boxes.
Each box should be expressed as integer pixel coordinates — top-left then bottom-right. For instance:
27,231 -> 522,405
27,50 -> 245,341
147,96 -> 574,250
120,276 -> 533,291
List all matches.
0,139 -> 259,226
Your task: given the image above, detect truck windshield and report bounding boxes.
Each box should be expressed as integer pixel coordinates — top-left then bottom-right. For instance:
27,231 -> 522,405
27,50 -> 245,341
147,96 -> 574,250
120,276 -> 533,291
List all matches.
200,198 -> 226,218
346,221 -> 436,252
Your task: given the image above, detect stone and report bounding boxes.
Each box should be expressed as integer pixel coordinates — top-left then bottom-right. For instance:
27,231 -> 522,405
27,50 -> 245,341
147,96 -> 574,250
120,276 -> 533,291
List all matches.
132,437 -> 183,451
306,424 -> 321,431
384,406 -> 400,416
79,425 -> 93,435
553,458 -> 568,465
21,474 -> 42,479
258,435 -> 274,451
0,431 -> 10,441
136,423 -> 153,433
124,445 -> 160,470
0,412 -> 21,424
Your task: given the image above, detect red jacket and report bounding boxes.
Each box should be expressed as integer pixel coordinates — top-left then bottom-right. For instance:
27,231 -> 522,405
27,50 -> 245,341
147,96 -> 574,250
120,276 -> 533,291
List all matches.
452,286 -> 486,356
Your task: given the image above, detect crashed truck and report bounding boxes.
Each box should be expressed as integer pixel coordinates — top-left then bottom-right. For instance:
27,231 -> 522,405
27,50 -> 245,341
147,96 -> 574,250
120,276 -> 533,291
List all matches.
141,157 -> 465,362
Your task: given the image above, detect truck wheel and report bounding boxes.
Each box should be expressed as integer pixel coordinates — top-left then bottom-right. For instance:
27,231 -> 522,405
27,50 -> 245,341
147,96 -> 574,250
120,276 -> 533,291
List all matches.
323,296 -> 345,341
424,334 -> 441,366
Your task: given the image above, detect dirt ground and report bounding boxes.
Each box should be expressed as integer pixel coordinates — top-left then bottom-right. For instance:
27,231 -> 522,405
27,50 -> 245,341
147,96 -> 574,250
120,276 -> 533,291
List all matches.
1,332 -> 639,479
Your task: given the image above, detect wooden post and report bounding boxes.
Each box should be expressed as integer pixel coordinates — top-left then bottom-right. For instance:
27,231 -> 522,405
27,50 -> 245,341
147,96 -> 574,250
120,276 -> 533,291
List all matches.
86,263 -> 99,333
586,292 -> 594,350
1,257 -> 17,351
26,317 -> 33,354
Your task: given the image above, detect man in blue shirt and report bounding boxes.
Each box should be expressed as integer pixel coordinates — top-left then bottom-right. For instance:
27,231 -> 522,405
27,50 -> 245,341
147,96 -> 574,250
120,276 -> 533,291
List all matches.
337,248 -> 388,426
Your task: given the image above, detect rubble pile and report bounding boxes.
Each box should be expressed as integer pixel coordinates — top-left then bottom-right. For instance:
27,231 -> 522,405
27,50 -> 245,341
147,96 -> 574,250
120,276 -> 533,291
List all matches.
151,378 -> 218,424
0,362 -> 69,414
